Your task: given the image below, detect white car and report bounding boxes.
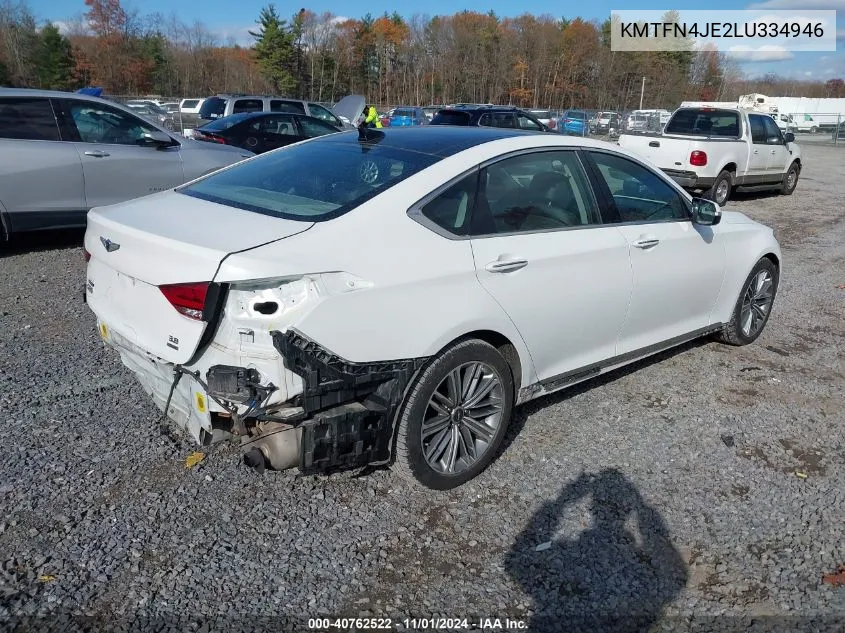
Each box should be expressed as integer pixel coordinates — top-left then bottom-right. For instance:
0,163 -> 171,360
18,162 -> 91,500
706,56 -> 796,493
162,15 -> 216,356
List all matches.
84,127 -> 781,490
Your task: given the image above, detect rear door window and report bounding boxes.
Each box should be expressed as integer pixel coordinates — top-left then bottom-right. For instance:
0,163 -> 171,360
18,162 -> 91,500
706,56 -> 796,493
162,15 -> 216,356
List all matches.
307,103 -> 341,127
0,98 -> 61,141
481,112 -> 516,129
298,116 -> 340,137
431,110 -> 471,125
271,100 -> 306,114
233,99 -> 264,114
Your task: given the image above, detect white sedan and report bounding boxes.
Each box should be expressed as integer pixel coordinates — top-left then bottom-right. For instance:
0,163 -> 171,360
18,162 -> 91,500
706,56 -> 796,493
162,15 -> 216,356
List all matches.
84,127 -> 781,490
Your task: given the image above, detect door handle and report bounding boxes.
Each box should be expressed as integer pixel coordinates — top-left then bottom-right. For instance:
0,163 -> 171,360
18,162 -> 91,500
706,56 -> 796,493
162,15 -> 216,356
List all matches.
84,150 -> 110,157
753,149 -> 759,154
485,258 -> 529,273
632,237 -> 660,249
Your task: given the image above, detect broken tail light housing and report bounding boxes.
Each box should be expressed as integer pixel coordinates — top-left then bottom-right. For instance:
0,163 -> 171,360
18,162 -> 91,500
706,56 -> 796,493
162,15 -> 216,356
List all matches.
159,282 -> 210,320
83,248 -> 91,262
690,150 -> 708,167
195,131 -> 227,144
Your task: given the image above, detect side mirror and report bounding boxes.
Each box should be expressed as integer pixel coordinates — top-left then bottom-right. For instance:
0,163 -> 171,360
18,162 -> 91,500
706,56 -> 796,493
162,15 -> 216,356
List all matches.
140,130 -> 178,148
691,197 -> 722,225
784,132 -> 795,143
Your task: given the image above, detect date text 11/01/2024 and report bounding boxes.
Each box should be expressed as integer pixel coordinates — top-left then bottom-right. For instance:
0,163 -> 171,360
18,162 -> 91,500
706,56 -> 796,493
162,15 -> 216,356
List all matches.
307,617 -> 528,630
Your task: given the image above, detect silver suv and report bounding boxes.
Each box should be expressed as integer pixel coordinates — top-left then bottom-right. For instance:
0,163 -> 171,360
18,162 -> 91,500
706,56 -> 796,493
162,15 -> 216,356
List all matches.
0,89 -> 253,239
197,95 -> 357,130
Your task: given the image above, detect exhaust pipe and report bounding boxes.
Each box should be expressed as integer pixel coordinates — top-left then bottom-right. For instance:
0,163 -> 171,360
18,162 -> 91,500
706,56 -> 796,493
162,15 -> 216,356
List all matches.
241,422 -> 302,473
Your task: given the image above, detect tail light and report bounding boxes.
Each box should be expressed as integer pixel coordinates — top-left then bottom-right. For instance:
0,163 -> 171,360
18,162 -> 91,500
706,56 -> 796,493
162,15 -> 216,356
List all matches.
83,248 -> 91,262
195,131 -> 227,144
690,150 -> 708,167
159,282 -> 210,320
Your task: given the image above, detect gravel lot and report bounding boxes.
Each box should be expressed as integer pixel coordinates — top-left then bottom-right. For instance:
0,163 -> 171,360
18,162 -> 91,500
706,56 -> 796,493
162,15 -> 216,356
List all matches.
1,143 -> 843,633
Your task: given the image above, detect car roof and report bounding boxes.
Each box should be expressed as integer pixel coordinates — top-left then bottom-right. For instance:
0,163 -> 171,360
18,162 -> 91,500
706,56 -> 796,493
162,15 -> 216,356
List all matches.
307,126 -> 577,158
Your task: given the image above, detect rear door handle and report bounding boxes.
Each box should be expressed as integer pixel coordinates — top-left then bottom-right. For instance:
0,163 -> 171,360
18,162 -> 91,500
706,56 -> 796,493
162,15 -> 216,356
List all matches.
84,150 -> 110,157
485,258 -> 529,273
632,237 -> 660,249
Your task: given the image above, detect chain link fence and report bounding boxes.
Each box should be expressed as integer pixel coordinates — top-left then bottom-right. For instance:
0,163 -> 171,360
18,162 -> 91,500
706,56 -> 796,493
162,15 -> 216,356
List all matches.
781,112 -> 843,147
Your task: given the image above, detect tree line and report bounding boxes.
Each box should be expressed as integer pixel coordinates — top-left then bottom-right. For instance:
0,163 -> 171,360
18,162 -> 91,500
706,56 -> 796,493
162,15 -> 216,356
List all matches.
2,0 -> 844,110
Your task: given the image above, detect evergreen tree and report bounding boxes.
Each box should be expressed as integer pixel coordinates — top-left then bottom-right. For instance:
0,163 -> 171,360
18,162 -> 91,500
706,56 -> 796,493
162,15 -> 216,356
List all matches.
36,23 -> 75,90
249,4 -> 296,95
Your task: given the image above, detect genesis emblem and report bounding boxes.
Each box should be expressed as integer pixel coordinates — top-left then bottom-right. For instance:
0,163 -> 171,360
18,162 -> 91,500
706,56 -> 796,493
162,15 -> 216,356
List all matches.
100,237 -> 120,252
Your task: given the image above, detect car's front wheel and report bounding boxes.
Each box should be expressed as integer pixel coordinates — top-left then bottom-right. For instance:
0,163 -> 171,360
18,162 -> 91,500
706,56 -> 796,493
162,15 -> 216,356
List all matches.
716,258 -> 779,346
394,339 -> 514,490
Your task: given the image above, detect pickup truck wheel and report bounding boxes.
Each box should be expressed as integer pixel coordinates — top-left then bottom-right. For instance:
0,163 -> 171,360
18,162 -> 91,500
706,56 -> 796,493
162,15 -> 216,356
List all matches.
716,258 -> 779,346
780,163 -> 799,195
705,171 -> 732,206
809,126 -> 818,134
394,339 -> 513,490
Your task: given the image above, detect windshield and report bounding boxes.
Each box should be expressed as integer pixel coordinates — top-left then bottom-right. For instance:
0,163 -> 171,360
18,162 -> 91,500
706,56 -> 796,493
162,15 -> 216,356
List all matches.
664,109 -> 740,137
565,111 -> 586,120
179,137 -> 440,222
393,109 -> 415,117
531,111 -> 552,119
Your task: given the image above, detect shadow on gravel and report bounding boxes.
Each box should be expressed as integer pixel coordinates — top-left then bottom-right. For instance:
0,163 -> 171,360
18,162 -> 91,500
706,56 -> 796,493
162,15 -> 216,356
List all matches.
505,469 -> 688,633
0,228 -> 85,258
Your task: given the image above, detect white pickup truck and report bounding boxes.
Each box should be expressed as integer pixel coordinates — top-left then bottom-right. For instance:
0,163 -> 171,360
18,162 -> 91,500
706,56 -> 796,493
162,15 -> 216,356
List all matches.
619,107 -> 802,205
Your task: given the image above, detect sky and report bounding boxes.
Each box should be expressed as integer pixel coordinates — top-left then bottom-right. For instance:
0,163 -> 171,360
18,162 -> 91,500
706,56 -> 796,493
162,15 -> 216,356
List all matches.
27,0 -> 845,81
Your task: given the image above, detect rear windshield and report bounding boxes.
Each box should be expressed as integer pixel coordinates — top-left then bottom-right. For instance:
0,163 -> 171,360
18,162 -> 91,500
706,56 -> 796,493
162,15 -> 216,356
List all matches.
179,138 -> 440,222
181,99 -> 200,109
198,97 -> 226,119
393,109 -> 415,117
565,111 -> 586,119
665,109 -> 741,137
431,110 -> 472,125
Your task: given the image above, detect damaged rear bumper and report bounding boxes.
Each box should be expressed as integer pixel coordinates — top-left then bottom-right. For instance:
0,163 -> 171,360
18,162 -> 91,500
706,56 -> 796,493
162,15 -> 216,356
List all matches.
269,328 -> 429,473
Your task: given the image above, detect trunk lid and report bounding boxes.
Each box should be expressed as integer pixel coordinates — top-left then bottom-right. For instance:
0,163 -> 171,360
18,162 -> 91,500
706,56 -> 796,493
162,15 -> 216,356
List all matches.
84,190 -> 313,364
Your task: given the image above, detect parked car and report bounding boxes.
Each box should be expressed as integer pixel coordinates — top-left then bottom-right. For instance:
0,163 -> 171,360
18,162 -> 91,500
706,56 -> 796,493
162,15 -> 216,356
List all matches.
558,110 -> 588,136
83,126 -> 781,490
591,111 -> 620,135
179,98 -> 206,115
423,106 -> 442,121
0,88 -> 253,239
389,107 -> 429,127
193,111 -> 341,153
769,112 -> 795,134
197,95 -> 361,131
430,106 -> 552,131
529,110 -> 557,131
619,106 -> 802,206
624,112 -> 649,132
124,101 -> 174,129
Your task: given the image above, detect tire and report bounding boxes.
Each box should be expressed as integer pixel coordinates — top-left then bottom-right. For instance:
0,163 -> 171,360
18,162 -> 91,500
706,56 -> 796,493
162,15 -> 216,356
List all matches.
780,162 -> 799,195
716,258 -> 779,346
394,339 -> 514,490
704,170 -> 732,206
809,126 -> 818,134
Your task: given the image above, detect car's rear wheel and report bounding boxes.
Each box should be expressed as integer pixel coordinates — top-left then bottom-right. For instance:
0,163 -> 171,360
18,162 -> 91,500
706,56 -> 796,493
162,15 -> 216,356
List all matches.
394,339 -> 514,490
705,170 -> 732,206
716,258 -> 779,346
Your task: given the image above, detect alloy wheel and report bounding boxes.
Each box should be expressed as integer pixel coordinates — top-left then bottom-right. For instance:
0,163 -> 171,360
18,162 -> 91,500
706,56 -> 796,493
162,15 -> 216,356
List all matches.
740,270 -> 775,337
421,362 -> 504,475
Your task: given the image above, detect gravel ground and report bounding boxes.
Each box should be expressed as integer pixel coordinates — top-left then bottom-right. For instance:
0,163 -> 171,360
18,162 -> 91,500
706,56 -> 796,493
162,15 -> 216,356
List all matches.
1,143 -> 843,633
